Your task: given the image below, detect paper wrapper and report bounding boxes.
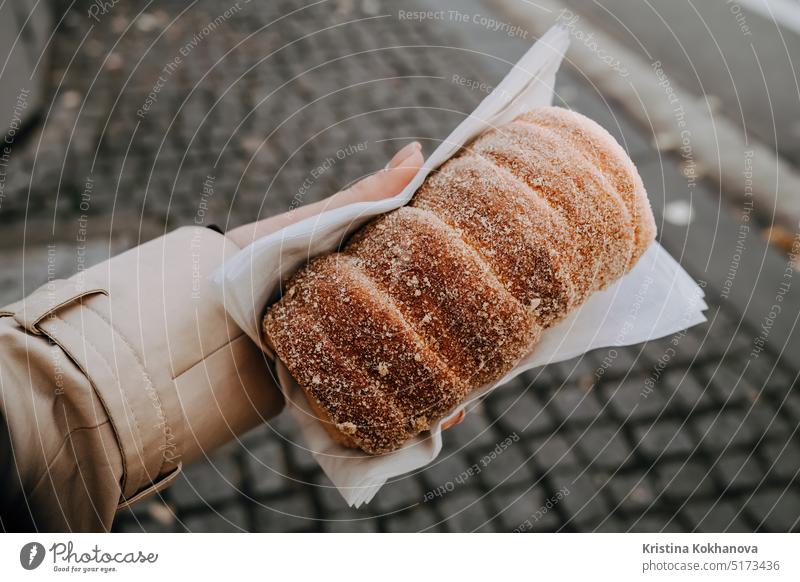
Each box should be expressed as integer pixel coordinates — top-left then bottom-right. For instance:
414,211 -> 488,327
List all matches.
210,25 -> 708,507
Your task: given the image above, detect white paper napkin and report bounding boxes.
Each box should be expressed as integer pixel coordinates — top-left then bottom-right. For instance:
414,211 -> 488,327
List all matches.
210,25 -> 707,507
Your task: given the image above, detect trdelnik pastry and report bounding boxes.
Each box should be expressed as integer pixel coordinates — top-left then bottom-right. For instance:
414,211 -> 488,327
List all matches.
264,106 -> 656,455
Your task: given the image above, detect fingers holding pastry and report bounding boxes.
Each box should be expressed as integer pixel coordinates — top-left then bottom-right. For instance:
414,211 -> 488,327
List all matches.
442,409 -> 466,430
335,141 -> 423,206
227,141 -> 424,247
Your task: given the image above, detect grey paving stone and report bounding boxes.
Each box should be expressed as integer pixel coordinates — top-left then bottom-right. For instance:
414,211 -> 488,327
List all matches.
550,384 -> 603,424
761,440 -> 800,482
627,513 -> 685,533
607,472 -> 658,513
484,379 -> 552,435
603,375 -> 669,421
745,356 -> 796,399
586,344 -> 644,381
169,454 -> 242,508
642,327 -> 705,367
551,354 -> 604,387
493,487 -> 546,532
285,442 -> 324,474
437,490 -> 494,532
591,517 -> 635,532
115,516 -> 172,533
421,451 -> 477,495
693,410 -> 764,451
369,476 -> 423,513
634,421 -> 696,458
552,469 -> 612,528
654,458 -> 716,499
530,433 -> 581,473
242,439 -> 288,496
715,452 -> 766,491
476,440 -> 535,489
315,483 -> 352,514
704,359 -> 758,405
518,505 -> 564,532
444,405 -> 505,450
747,489 -> 800,532
322,513 -> 379,533
781,390 -> 800,419
574,424 -> 633,469
181,505 -> 249,533
384,506 -> 444,532
254,494 -> 317,532
663,369 -> 715,411
685,500 -> 751,533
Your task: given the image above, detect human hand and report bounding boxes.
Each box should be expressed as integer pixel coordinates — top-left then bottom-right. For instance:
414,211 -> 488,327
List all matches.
227,141 -> 424,248
228,141 -> 467,431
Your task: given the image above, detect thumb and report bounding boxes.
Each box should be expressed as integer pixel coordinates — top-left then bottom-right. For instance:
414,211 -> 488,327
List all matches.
333,141 -> 423,206
227,142 -> 424,247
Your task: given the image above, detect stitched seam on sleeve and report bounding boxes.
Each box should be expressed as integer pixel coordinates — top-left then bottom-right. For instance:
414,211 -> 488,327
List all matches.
80,303 -> 169,478
52,314 -> 147,491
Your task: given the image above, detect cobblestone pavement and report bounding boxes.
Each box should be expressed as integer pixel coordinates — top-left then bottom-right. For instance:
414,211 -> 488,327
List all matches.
1,0 -> 798,532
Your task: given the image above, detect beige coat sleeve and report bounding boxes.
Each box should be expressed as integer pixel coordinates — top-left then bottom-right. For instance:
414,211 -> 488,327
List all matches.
0,226 -> 283,532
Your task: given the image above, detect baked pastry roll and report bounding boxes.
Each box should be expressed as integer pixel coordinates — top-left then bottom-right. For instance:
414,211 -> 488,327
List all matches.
264,106 -> 656,454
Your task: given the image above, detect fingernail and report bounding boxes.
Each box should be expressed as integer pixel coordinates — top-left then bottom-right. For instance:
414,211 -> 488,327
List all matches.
442,409 -> 465,430
386,141 -> 421,169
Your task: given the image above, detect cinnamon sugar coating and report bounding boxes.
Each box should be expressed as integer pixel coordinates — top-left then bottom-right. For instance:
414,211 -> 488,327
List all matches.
263,106 -> 656,454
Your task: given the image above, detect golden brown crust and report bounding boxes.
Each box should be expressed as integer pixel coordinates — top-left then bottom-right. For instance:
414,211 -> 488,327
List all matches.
470,121 -> 634,296
264,106 -> 656,455
517,107 -> 656,269
346,206 -> 541,387
412,153 -> 578,325
303,388 -> 360,449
